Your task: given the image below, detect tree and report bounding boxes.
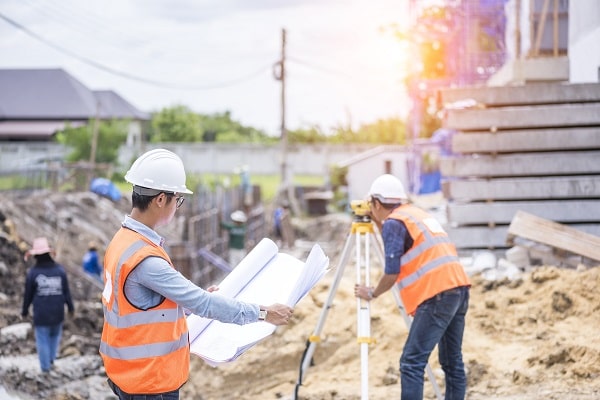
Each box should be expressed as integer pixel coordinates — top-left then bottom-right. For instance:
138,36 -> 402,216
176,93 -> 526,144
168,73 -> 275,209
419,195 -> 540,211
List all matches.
151,105 -> 202,142
287,126 -> 327,144
200,111 -> 273,143
56,119 -> 128,163
326,117 -> 408,144
150,107 -> 274,143
356,117 -> 408,144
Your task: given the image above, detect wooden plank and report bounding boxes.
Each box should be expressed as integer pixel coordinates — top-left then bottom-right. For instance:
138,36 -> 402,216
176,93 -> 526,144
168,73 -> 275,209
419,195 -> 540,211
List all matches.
451,127 -> 600,154
446,103 -> 600,131
507,210 -> 600,261
446,200 -> 600,225
442,176 -> 600,201
440,82 -> 600,106
440,151 -> 600,178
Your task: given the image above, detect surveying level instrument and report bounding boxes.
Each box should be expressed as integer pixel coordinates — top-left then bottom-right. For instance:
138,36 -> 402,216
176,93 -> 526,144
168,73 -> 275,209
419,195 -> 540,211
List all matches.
292,201 -> 442,400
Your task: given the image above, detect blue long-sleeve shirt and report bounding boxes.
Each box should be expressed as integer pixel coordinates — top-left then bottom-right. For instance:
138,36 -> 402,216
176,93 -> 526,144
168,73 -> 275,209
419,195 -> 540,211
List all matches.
381,218 -> 414,275
120,216 -> 260,324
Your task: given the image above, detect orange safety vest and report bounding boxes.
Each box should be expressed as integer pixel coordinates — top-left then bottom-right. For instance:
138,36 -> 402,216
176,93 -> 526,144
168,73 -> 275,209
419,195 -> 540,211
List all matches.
100,228 -> 189,394
387,204 -> 470,316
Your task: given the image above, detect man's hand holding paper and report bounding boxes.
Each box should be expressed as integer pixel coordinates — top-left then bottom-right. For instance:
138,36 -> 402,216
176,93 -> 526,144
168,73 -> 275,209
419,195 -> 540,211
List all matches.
260,303 -> 294,325
188,238 -> 329,366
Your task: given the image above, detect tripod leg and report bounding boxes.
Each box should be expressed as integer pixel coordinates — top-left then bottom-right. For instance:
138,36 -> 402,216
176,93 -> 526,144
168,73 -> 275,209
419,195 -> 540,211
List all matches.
293,231 -> 355,399
356,232 -> 371,400
371,232 -> 443,400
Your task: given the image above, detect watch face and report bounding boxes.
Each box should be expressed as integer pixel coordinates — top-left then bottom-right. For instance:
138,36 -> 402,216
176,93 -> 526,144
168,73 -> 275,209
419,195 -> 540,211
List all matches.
259,310 -> 267,320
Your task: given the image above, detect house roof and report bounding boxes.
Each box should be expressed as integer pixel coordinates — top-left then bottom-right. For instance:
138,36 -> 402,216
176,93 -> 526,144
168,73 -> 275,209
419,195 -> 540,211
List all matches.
93,90 -> 149,120
0,121 -> 86,140
0,68 -> 149,121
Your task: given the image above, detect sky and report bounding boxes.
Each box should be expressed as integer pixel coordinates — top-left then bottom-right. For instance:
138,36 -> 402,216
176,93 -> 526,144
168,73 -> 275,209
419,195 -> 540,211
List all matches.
0,0 -> 412,136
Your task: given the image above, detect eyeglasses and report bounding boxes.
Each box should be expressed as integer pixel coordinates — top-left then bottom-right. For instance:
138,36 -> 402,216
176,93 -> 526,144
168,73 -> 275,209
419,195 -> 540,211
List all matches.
174,194 -> 185,209
162,192 -> 185,209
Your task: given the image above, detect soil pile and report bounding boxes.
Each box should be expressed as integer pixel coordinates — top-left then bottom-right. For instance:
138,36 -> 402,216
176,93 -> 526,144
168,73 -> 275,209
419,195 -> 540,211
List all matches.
1,191 -> 599,399
184,262 -> 600,400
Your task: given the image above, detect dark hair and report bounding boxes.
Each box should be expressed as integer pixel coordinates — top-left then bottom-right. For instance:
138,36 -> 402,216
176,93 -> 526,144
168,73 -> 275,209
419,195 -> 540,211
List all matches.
132,191 -> 174,211
34,253 -> 54,263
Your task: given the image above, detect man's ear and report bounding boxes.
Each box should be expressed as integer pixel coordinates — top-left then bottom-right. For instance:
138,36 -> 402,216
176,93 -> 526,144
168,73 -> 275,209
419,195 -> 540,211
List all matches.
154,193 -> 166,208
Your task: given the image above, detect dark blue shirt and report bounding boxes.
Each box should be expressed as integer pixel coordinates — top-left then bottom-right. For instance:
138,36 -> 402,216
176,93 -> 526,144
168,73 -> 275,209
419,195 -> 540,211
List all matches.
22,255 -> 74,326
382,218 -> 414,275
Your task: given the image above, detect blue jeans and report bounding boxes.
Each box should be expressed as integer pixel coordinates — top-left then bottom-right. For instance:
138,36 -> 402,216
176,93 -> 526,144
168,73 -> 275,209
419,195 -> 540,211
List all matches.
108,379 -> 179,400
400,286 -> 469,400
34,324 -> 63,372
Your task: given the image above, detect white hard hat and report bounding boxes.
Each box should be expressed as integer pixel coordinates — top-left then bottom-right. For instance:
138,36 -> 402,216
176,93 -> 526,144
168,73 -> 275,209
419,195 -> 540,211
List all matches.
368,174 -> 407,203
125,149 -> 193,194
230,210 -> 247,223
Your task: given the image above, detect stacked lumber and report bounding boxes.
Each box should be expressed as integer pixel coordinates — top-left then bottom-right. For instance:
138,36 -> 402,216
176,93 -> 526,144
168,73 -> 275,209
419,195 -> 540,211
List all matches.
438,82 -> 600,252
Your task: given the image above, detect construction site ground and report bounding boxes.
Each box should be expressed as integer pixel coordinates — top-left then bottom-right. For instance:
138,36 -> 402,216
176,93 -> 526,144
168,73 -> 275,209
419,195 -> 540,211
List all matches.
1,190 -> 599,400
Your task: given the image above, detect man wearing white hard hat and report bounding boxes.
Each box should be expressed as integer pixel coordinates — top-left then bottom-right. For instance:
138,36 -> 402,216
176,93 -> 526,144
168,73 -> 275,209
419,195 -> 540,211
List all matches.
100,149 -> 293,399
354,174 -> 471,400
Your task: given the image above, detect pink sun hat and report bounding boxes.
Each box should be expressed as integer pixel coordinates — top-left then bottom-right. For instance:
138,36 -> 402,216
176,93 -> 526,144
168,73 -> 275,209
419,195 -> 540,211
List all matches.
27,237 -> 53,256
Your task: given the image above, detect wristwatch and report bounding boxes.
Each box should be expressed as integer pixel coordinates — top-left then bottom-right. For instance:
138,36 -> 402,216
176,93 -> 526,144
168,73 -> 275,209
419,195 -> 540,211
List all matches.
258,309 -> 268,321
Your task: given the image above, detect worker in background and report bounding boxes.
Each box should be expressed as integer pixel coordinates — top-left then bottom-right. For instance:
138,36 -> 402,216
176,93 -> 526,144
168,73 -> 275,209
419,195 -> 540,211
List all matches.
273,202 -> 293,248
354,174 -> 471,400
21,237 -> 75,373
273,204 -> 285,244
82,240 -> 103,283
100,148 -> 293,400
239,165 -> 253,210
221,210 -> 247,268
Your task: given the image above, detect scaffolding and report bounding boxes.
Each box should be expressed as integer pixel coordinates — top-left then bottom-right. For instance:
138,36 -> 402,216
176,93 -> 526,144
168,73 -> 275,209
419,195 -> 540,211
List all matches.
405,0 -> 509,193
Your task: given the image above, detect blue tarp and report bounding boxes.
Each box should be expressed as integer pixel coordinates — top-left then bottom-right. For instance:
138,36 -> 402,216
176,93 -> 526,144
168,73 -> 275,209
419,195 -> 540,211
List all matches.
419,171 -> 441,194
90,177 -> 121,202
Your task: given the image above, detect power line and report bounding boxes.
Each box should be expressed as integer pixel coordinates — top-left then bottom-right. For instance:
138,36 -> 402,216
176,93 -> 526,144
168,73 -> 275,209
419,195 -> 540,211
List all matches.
20,0 -> 277,65
19,0 -> 146,51
0,12 -> 272,91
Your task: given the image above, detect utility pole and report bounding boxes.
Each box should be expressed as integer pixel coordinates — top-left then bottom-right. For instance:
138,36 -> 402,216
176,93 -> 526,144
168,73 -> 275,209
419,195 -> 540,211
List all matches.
88,99 -> 101,189
273,28 -> 299,217
90,99 -> 100,166
279,28 -> 288,188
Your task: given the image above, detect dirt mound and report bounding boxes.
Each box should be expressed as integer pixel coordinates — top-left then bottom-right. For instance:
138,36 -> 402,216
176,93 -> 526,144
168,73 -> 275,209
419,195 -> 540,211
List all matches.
181,264 -> 600,400
1,191 -> 599,399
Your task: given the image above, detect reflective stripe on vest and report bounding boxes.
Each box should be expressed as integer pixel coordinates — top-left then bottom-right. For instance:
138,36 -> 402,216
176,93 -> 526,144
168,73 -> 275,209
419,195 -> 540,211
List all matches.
100,331 -> 188,360
387,205 -> 470,315
394,210 -> 460,289
397,254 -> 461,289
103,305 -> 184,329
110,239 -> 147,316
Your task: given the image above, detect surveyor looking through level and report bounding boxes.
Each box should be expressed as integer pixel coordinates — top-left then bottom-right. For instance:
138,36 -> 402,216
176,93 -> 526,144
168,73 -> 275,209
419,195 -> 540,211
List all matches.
99,148 -> 293,400
354,173 -> 471,400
